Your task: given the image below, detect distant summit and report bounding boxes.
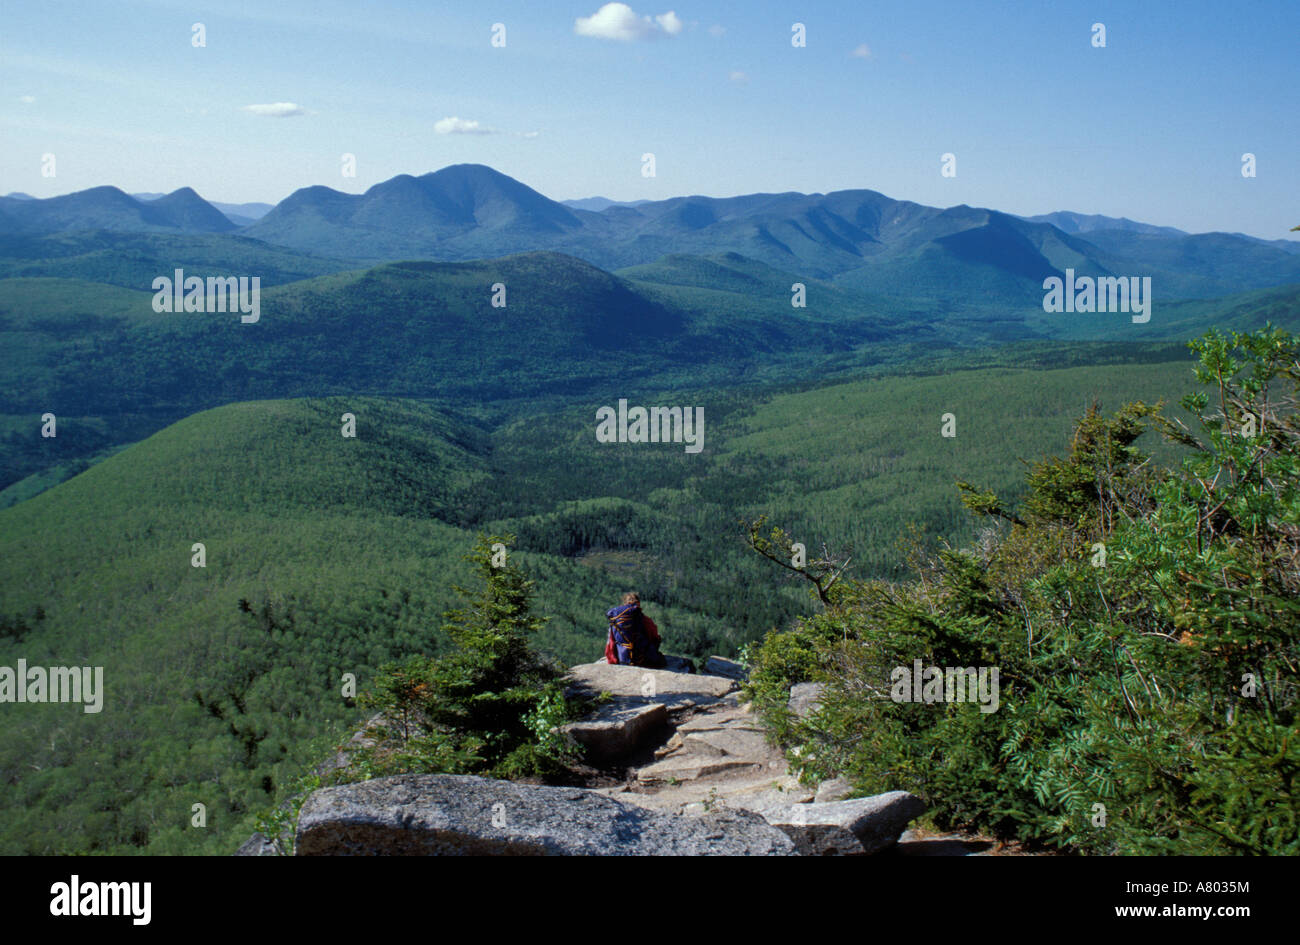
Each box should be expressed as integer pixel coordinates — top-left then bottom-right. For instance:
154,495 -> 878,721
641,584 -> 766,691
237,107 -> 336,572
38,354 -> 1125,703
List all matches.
561,196 -> 651,212
134,192 -> 273,225
1016,210 -> 1187,238
0,186 -> 236,233
245,163 -> 583,258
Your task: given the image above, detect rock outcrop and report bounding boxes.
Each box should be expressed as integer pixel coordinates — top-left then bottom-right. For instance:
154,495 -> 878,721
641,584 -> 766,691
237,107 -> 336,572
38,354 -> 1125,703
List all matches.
662,654 -> 697,674
562,701 -> 667,763
295,773 -> 795,856
561,661 -> 739,764
813,776 -> 855,804
703,656 -> 747,681
246,661 -> 931,856
788,682 -> 825,719
759,791 -> 927,855
566,660 -> 737,709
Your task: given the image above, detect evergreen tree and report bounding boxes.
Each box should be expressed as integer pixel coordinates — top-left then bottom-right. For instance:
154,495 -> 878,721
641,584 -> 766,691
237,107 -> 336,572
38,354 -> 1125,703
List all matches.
355,535 -> 578,780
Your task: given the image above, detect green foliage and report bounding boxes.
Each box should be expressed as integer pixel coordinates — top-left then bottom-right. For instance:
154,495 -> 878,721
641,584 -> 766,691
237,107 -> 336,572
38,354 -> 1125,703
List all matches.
251,770 -> 321,856
748,326 -> 1300,854
352,536 -> 580,781
0,348 -> 1227,854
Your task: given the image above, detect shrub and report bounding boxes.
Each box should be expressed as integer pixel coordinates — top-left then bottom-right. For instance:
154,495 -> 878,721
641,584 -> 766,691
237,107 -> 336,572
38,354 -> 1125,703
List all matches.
353,535 -> 580,780
747,326 -> 1300,854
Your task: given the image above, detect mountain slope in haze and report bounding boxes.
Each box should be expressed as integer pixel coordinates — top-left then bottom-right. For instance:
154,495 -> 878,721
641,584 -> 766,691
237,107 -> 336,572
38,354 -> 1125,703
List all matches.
0,250 -> 912,494
561,196 -> 651,211
246,164 -> 584,260
10,165 -> 1300,304
242,165 -> 1300,300
0,230 -> 356,288
5,237 -> 1299,497
1017,211 -> 1188,238
1020,211 -> 1300,255
0,186 -> 237,234
615,251 -> 936,349
135,193 -> 274,226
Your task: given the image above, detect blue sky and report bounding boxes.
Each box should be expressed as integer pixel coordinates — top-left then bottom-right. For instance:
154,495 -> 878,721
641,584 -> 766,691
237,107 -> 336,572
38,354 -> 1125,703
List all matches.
2,0 -> 1296,238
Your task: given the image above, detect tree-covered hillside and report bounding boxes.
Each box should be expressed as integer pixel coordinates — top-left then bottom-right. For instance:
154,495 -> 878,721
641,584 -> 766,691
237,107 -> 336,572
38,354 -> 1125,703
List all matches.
745,327 -> 1299,855
0,351 -> 1205,854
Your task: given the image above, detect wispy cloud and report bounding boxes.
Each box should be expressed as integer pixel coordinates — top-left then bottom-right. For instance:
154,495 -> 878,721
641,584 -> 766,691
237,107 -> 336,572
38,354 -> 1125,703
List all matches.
435,116 -> 540,138
851,44 -> 872,59
435,116 -> 494,135
708,24 -> 726,38
242,102 -> 305,118
18,95 -> 36,104
728,70 -> 749,84
575,3 -> 683,41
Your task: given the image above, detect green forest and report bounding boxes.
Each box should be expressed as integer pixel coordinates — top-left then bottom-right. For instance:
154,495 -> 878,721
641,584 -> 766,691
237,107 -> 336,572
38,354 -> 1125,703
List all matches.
744,327 -> 1299,855
0,337 -> 1239,855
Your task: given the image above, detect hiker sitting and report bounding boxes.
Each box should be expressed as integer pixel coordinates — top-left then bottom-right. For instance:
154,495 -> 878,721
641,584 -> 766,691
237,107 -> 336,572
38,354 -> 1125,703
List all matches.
604,592 -> 666,668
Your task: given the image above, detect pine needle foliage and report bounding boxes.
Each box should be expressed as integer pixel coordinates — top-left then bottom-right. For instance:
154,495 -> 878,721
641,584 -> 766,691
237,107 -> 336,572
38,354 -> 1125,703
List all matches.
746,326 -> 1300,854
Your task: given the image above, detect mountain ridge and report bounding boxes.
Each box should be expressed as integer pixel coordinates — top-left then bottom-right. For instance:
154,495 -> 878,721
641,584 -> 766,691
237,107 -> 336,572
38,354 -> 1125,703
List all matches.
5,164 -> 1299,301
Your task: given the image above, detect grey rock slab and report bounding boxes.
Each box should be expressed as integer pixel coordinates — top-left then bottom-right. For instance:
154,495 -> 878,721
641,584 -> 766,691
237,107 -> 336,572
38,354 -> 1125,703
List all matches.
703,656 -> 748,681
675,736 -> 730,759
814,777 -> 856,804
662,654 -> 697,674
234,832 -> 281,856
586,655 -> 697,675
788,682 -> 825,719
653,731 -> 685,760
565,662 -> 736,709
561,700 -> 667,763
635,756 -> 765,784
613,775 -> 816,816
675,712 -> 764,735
760,790 -> 926,855
295,774 -> 794,856
684,727 -> 773,759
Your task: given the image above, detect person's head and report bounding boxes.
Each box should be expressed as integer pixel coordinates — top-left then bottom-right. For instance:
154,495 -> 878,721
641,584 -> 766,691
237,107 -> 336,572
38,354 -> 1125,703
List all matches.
622,592 -> 640,607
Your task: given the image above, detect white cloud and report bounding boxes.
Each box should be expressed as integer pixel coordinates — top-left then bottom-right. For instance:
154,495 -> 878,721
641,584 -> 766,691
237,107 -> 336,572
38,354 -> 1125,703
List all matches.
575,3 -> 683,41
728,70 -> 748,84
434,116 -> 495,135
19,95 -> 36,104
851,43 -> 872,59
708,24 -> 726,37
242,102 -> 305,117
433,117 -> 539,138
655,11 -> 683,35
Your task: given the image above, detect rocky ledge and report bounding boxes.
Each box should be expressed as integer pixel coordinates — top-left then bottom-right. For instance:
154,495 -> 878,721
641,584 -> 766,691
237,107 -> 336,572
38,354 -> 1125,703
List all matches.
239,660 -> 928,856
295,773 -> 795,855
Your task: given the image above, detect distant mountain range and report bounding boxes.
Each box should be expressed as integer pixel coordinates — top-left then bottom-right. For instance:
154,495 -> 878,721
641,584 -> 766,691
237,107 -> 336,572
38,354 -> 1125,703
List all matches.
560,196 -> 652,212
4,165 -> 1299,303
132,193 -> 275,226
1,186 -> 236,234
